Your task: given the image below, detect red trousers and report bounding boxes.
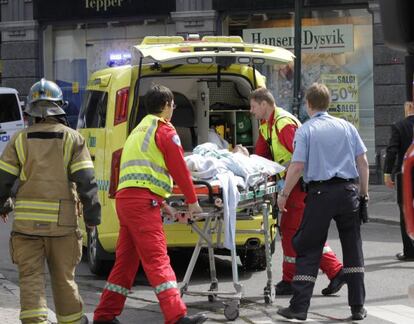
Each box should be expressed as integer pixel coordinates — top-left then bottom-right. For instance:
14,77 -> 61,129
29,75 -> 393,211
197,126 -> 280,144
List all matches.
280,183 -> 342,282
94,195 -> 186,324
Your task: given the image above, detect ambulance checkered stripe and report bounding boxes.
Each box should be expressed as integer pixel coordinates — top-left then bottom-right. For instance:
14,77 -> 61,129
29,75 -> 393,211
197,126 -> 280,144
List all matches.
293,275 -> 316,283
119,173 -> 172,192
97,179 -> 110,191
105,282 -> 129,296
154,280 -> 178,294
56,310 -> 83,323
343,267 -> 364,274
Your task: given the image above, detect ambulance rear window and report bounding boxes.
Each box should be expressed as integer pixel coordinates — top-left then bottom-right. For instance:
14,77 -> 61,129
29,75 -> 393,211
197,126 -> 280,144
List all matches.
0,94 -> 21,123
78,90 -> 108,128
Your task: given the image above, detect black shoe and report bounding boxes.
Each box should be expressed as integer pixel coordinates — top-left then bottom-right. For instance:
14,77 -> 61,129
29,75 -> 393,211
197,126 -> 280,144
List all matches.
351,305 -> 367,320
275,280 -> 294,295
93,318 -> 120,324
176,314 -> 208,324
322,270 -> 346,296
277,307 -> 307,320
395,252 -> 414,261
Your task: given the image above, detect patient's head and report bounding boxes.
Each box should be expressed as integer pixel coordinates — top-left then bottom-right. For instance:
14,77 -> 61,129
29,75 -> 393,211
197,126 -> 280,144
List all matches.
233,145 -> 250,156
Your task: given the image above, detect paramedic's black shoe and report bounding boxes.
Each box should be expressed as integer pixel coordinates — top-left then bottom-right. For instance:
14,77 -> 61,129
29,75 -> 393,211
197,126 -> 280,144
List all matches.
351,305 -> 367,320
176,314 -> 208,324
277,307 -> 307,320
322,270 -> 346,295
275,280 -> 293,295
395,252 -> 414,261
93,318 -> 120,324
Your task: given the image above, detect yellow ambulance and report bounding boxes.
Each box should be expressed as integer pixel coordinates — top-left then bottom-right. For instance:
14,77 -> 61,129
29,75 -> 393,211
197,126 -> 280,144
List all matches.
78,35 -> 294,275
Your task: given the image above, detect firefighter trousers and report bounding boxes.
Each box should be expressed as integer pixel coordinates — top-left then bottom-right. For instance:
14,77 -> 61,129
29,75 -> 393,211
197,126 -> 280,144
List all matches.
280,183 -> 342,282
93,196 -> 187,324
289,181 -> 365,313
9,231 -> 84,324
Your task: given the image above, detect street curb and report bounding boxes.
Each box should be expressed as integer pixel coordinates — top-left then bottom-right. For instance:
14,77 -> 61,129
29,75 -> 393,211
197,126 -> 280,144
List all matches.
368,218 -> 399,226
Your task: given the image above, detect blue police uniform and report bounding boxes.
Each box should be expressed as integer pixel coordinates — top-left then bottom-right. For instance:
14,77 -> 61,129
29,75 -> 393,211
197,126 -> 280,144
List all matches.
289,111 -> 367,314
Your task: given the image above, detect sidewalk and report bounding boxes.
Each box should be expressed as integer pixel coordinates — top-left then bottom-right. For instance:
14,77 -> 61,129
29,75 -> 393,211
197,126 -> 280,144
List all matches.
0,185 -> 401,323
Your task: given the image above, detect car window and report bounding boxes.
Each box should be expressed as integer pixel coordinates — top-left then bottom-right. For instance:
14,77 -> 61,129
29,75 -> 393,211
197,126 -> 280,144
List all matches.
0,94 -> 21,123
78,90 -> 108,128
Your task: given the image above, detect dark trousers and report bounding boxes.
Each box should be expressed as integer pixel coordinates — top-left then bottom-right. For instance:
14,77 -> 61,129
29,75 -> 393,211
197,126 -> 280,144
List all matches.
289,181 -> 365,313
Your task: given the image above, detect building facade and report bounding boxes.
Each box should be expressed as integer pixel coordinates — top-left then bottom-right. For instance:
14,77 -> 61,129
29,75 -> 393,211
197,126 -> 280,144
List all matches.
0,0 -> 408,183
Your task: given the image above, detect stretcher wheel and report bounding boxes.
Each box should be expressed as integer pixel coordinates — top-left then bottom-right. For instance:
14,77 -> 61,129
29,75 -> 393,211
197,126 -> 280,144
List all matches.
224,302 -> 239,321
264,294 -> 272,304
208,294 -> 217,302
264,286 -> 273,304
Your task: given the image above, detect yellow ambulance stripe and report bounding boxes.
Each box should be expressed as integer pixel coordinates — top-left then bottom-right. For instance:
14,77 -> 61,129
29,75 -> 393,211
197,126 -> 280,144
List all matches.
0,160 -> 19,176
64,133 -> 74,169
20,307 -> 49,319
70,160 -> 94,174
56,310 -> 83,323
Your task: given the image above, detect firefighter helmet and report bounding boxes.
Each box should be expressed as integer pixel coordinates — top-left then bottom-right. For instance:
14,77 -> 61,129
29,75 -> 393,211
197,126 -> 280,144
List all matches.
25,78 -> 66,117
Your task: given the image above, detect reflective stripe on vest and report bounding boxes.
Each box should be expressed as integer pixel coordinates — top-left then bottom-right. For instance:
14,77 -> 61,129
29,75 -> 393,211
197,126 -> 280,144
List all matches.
118,115 -> 173,198
104,282 -> 129,296
70,160 -> 94,174
0,160 -> 19,176
14,199 -> 59,222
20,307 -> 49,320
283,255 -> 296,263
56,311 -> 84,324
64,132 -> 75,171
154,280 -> 178,294
259,107 -> 301,176
323,246 -> 333,254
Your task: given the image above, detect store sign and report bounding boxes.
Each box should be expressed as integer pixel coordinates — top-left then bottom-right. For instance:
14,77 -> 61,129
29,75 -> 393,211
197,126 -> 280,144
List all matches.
322,73 -> 360,128
85,0 -> 124,12
243,24 -> 354,53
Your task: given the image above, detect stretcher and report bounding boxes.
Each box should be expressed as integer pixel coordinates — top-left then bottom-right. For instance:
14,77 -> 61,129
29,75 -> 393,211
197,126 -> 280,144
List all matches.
165,175 -> 277,321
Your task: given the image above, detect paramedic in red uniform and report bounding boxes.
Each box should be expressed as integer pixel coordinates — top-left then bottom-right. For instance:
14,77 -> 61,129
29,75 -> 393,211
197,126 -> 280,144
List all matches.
93,85 -> 207,324
249,88 -> 345,296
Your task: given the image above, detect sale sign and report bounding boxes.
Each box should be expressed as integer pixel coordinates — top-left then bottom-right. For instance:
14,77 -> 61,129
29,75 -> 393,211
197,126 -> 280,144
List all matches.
321,73 -> 359,128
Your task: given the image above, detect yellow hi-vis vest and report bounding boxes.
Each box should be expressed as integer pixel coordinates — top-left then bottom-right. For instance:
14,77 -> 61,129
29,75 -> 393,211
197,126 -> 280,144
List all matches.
117,114 -> 173,198
259,107 -> 301,176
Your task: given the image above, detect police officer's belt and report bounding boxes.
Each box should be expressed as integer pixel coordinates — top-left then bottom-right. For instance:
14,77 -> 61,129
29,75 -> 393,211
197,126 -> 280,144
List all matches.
308,177 -> 356,187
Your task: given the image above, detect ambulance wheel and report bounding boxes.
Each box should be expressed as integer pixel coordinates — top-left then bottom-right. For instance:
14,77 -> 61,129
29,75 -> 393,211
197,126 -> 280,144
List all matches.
87,228 -> 111,276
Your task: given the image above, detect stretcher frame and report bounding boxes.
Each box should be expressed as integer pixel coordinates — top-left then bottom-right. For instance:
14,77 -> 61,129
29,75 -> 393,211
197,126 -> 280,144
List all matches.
166,176 -> 277,320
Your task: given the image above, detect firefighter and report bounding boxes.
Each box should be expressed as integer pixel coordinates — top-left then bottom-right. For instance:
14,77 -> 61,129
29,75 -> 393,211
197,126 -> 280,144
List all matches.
93,85 -> 207,324
249,88 -> 345,296
0,78 -> 101,324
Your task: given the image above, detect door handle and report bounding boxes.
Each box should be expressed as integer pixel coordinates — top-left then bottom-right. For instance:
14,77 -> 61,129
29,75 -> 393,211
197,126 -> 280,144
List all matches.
90,155 -> 96,161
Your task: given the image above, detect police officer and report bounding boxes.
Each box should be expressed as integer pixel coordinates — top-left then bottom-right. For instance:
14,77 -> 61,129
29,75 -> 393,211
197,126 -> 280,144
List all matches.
249,88 -> 344,296
0,78 -> 101,324
277,83 -> 368,321
93,85 -> 207,324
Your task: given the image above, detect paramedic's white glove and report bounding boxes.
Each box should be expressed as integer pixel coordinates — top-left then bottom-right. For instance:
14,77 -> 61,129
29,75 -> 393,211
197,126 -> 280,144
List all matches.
188,201 -> 203,218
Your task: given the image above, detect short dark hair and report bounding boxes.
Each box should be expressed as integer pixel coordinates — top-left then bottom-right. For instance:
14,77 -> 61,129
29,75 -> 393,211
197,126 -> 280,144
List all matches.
305,83 -> 331,110
249,87 -> 275,106
144,84 -> 174,114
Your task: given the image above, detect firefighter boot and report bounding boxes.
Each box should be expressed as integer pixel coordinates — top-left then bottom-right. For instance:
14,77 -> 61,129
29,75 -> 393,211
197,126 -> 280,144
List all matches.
176,313 -> 208,324
93,318 -> 120,324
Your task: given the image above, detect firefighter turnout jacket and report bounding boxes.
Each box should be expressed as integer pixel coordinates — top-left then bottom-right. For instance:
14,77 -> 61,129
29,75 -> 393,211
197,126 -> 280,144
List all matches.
0,118 -> 101,236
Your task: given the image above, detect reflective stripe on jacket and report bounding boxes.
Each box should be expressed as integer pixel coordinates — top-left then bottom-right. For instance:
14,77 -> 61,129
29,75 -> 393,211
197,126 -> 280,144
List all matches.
259,107 -> 301,177
117,114 -> 173,198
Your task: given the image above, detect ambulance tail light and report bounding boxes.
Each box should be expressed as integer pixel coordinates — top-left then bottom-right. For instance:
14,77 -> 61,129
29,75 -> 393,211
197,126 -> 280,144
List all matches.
109,149 -> 123,198
114,87 -> 129,125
